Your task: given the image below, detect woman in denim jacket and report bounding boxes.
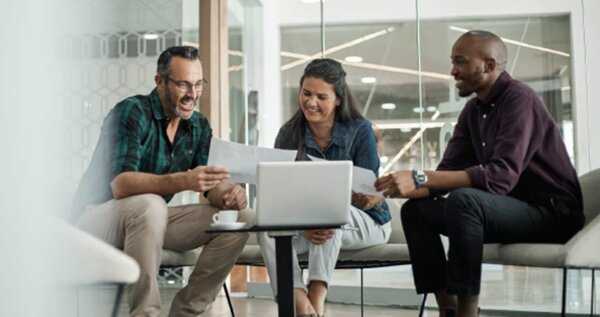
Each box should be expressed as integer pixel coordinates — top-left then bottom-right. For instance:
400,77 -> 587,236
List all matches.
258,58 -> 392,317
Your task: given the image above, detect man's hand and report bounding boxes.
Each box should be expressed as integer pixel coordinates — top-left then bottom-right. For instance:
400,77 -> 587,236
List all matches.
183,166 -> 230,192
351,191 -> 384,209
304,229 -> 335,245
374,171 -> 416,198
221,184 -> 248,210
207,182 -> 248,210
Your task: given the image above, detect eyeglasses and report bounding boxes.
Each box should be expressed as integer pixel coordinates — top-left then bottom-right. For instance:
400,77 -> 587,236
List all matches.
164,75 -> 208,92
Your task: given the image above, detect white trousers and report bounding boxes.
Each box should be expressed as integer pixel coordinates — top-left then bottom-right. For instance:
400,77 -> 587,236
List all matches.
257,206 -> 391,294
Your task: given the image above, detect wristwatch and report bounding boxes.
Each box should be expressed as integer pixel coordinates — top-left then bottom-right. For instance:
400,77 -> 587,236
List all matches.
412,170 -> 428,189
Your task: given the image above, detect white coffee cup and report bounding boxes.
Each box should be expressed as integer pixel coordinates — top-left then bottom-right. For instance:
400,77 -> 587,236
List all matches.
212,210 -> 239,224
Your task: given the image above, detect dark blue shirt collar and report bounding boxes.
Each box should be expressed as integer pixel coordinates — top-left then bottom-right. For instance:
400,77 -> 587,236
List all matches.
303,117 -> 350,151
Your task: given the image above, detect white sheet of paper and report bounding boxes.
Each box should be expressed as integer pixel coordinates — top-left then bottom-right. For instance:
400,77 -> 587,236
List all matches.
307,155 -> 383,196
207,138 -> 297,184
351,165 -> 384,196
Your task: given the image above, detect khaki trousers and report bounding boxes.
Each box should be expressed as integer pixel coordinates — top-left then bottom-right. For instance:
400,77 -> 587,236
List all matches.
76,194 -> 255,317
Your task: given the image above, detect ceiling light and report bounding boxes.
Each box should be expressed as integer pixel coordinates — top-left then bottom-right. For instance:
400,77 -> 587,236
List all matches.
448,26 -> 570,57
345,56 -> 363,63
412,107 -> 424,113
281,27 -> 394,71
361,77 -> 377,84
302,0 -> 321,3
381,103 -> 396,110
281,50 -> 452,80
143,33 -> 159,40
426,106 -> 438,112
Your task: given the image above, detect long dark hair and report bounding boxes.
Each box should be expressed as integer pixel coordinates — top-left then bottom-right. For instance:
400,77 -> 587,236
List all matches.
278,58 -> 365,149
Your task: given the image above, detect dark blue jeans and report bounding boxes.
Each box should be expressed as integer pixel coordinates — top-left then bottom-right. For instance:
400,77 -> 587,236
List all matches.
401,188 -> 579,296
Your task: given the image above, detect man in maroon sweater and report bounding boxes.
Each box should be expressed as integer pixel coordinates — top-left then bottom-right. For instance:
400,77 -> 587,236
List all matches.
375,30 -> 584,317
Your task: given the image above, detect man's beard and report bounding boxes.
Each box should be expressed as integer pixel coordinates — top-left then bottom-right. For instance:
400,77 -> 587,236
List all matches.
458,87 -> 474,98
457,69 -> 485,97
165,86 -> 195,120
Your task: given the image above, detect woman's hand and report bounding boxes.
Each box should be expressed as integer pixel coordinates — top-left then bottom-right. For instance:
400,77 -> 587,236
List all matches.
304,229 -> 335,245
351,191 -> 384,209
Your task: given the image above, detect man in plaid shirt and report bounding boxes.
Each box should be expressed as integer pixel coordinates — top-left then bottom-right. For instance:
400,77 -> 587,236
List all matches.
71,46 -> 254,317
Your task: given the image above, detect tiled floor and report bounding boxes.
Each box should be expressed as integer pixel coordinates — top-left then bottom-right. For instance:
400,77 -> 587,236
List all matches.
109,289 -> 571,316
69,265 -> 597,316
111,288 -> 505,317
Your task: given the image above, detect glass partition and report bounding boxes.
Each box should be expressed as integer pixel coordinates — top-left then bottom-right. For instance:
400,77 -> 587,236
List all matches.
228,2 -> 246,144
280,1 -> 327,122
416,15 -> 574,165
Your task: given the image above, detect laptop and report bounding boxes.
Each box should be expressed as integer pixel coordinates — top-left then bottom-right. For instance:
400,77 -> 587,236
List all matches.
253,161 -> 353,230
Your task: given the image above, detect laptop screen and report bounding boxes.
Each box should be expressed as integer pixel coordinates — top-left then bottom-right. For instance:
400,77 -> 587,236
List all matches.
255,161 -> 352,227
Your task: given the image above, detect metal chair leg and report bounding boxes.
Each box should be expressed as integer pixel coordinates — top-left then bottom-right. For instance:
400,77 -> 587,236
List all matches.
223,283 -> 236,317
592,269 -> 596,317
112,284 -> 125,317
562,267 -> 568,317
418,293 -> 427,317
360,268 -> 364,317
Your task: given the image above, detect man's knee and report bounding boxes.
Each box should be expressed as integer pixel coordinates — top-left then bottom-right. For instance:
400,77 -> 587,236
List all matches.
400,199 -> 423,224
445,188 -> 483,219
125,194 -> 169,233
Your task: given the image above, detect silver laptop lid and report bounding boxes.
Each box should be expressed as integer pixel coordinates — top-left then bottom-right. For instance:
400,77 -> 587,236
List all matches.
256,161 -> 352,227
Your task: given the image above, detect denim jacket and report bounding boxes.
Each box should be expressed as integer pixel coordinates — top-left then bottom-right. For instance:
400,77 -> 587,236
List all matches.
275,118 -> 391,225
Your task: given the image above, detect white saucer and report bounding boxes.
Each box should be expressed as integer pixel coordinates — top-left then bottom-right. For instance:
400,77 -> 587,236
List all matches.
210,222 -> 246,230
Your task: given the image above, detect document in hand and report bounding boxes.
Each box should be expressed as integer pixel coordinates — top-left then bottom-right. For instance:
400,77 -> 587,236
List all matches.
206,138 -> 297,184
307,155 -> 383,196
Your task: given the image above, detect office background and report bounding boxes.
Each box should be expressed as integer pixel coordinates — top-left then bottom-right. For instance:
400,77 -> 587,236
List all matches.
1,0 -> 598,316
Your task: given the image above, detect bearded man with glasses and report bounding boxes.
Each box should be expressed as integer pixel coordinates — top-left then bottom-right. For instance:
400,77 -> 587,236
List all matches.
70,46 -> 255,317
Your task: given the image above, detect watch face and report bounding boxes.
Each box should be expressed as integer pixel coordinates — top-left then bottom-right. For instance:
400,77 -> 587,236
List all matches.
413,170 -> 427,188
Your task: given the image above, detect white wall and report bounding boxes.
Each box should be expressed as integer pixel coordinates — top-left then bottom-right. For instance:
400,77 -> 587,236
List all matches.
257,0 -> 283,147
581,0 -> 600,171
